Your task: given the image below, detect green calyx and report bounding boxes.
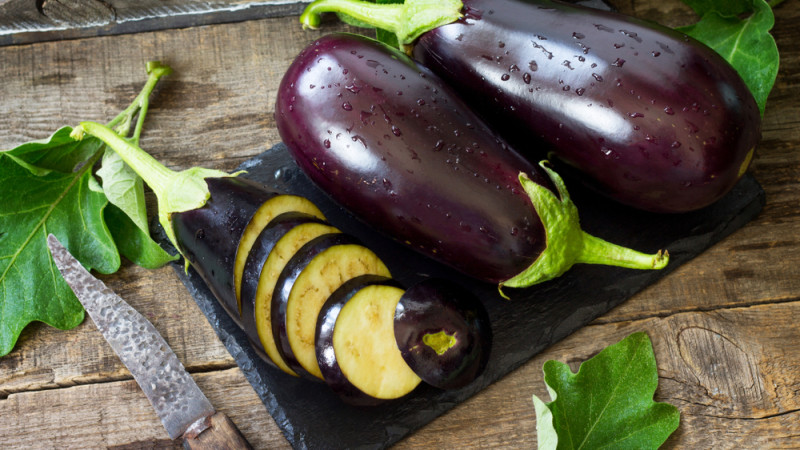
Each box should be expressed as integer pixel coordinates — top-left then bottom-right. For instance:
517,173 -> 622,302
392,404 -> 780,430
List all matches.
70,121 -> 232,254
300,0 -> 463,47
499,162 -> 668,298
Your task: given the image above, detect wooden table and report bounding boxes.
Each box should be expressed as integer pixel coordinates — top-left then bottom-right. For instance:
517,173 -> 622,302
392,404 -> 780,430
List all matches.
1,1 -> 798,448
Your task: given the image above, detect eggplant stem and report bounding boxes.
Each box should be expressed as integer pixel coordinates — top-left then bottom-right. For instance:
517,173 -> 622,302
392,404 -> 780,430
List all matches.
300,0 -> 463,47
498,162 -> 668,298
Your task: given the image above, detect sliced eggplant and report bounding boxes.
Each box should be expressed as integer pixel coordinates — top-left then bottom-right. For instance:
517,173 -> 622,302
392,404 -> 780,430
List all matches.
172,177 -> 278,325
332,283 -> 422,400
316,274 -> 403,405
394,279 -> 492,390
239,211 -> 329,354
233,194 -> 325,312
254,222 -> 341,376
272,234 -> 391,380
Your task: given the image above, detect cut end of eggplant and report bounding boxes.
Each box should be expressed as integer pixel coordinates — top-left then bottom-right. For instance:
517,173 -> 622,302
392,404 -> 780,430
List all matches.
394,279 -> 492,390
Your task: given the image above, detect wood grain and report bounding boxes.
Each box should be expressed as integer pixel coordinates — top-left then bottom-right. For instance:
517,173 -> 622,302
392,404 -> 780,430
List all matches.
0,0 -> 312,46
1,0 -> 799,448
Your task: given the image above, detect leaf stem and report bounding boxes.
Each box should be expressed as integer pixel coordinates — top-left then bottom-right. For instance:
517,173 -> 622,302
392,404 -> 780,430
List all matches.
72,121 -> 175,189
106,61 -> 172,138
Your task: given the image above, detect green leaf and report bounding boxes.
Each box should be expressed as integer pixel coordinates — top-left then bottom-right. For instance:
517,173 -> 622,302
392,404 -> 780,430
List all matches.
533,332 -> 680,449
97,148 -> 150,232
375,0 -> 403,48
0,153 -> 120,356
1,127 -> 104,175
331,0 -> 402,47
677,0 -> 779,115
105,204 -> 177,269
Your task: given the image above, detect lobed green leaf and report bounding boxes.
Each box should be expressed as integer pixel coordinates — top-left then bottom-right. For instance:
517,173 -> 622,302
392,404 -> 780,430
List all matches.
0,153 -> 120,356
678,0 -> 779,115
533,332 -> 680,449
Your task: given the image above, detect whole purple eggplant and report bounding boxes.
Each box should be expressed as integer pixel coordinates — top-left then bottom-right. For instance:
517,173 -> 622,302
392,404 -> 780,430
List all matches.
275,33 -> 667,290
300,0 -> 761,213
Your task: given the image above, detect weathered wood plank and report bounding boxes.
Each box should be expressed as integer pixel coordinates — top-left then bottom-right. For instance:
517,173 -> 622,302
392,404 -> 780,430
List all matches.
2,300 -> 799,448
0,367 -> 289,449
0,0 -> 312,46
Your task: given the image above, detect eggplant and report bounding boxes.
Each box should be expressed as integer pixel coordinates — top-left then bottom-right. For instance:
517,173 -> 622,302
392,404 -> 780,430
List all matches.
394,278 -> 491,390
300,0 -> 761,213
316,274 -> 405,405
239,211 -> 330,355
255,221 -> 342,376
272,233 -> 391,380
275,32 -> 667,291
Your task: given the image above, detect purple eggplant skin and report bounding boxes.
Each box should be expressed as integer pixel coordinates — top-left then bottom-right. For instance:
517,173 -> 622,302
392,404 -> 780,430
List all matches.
275,32 -> 556,284
412,0 -> 760,213
172,177 -> 278,326
316,274 -> 403,406
394,278 -> 491,390
239,211 -> 329,355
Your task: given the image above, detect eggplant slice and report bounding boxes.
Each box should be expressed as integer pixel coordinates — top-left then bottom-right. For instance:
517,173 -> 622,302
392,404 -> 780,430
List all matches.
234,194 -> 325,312
254,222 -> 341,376
333,283 -> 422,399
273,234 -> 392,380
239,211 -> 329,356
316,275 -> 404,405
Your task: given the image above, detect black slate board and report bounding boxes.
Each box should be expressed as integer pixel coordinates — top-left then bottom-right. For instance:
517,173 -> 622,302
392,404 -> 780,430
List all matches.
170,141 -> 764,449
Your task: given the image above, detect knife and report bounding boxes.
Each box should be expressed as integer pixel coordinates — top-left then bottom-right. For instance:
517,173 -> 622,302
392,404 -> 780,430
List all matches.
47,234 -> 252,449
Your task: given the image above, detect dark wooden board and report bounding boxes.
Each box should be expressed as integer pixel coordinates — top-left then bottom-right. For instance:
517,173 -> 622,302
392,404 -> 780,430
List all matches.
170,141 -> 764,449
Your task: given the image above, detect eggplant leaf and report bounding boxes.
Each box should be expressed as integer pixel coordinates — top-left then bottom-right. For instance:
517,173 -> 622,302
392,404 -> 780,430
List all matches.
105,204 -> 177,269
2,126 -> 104,175
375,0 -> 403,48
98,149 -> 149,232
533,332 -> 679,449
677,0 -> 779,115
0,150 -> 120,356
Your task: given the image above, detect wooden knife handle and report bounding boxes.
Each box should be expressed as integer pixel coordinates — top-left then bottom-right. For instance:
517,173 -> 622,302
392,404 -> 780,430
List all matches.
182,411 -> 252,449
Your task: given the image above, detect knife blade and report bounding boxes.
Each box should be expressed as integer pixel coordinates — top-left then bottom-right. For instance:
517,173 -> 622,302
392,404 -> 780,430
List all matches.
47,234 -> 251,449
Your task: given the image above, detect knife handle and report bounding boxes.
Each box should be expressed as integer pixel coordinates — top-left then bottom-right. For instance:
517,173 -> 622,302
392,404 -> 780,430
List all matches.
182,412 -> 253,450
